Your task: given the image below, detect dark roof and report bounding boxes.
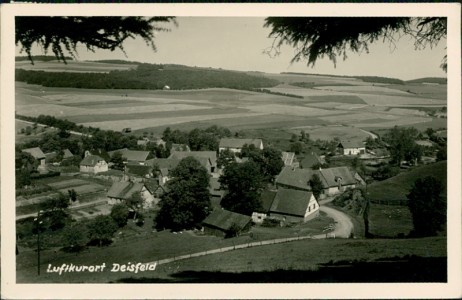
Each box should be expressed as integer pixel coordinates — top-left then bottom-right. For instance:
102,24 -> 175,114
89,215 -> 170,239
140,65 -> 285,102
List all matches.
338,140 -> 365,149
22,147 -> 45,160
300,152 -> 322,169
269,188 -> 314,217
147,158 -> 181,169
259,190 -> 277,213
202,209 -> 251,232
80,155 -> 106,167
107,181 -> 145,200
169,151 -> 217,167
219,138 -> 263,149
108,149 -> 150,162
62,149 -> 74,159
126,164 -> 152,176
319,167 -> 357,187
45,152 -> 57,161
276,166 -> 327,190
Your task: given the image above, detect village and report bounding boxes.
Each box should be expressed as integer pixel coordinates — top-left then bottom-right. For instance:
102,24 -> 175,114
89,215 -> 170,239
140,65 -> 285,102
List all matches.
16,119 -> 446,243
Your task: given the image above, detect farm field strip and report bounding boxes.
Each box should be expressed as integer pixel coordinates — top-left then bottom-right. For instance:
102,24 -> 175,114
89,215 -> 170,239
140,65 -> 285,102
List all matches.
65,107 -> 248,124
262,73 -> 373,85
80,112 -> 270,131
16,61 -> 137,73
244,104 -> 348,117
313,85 -> 413,95
350,117 -> 433,128
267,86 -> 354,97
359,94 -> 446,106
15,102 -> 217,118
287,125 -> 372,141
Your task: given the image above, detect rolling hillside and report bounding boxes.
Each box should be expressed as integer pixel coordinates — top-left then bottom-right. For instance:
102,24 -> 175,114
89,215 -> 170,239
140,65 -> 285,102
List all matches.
367,161 -> 447,203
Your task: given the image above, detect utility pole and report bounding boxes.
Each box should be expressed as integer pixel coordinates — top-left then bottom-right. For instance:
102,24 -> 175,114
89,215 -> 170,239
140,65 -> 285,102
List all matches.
34,210 -> 43,276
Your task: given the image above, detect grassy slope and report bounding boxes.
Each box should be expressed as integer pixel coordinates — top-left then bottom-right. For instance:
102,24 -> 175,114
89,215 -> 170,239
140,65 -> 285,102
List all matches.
367,161 -> 447,203
119,237 -> 447,283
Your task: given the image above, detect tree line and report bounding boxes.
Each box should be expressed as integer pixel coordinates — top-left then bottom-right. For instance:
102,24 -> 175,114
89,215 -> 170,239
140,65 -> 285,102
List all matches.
15,63 -> 279,90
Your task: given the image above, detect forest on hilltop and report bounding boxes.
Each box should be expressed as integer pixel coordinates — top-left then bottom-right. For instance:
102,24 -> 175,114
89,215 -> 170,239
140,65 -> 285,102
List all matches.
15,63 -> 279,90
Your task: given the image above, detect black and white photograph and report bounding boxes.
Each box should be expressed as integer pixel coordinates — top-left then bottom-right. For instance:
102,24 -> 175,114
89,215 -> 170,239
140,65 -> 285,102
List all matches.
1,3 -> 461,299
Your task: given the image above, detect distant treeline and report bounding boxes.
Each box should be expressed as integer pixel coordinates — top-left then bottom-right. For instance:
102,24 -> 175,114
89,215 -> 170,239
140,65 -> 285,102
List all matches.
16,114 -> 98,136
15,63 -> 279,90
406,77 -> 447,84
16,55 -> 73,62
281,72 -> 404,85
88,60 -> 141,65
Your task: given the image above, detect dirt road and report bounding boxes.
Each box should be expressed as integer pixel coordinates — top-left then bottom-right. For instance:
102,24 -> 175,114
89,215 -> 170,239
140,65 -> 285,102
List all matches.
314,206 -> 354,238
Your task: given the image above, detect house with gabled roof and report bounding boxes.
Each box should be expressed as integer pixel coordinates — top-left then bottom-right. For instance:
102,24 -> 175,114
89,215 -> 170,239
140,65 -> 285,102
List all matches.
275,166 -> 321,192
252,190 -> 277,224
338,140 -> 366,155
202,209 -> 252,237
169,151 -> 218,173
219,138 -> 263,153
300,152 -> 325,169
147,158 -> 182,185
108,149 -> 151,165
79,153 -> 108,174
275,166 -> 363,198
281,151 -> 298,167
22,147 -> 46,167
268,188 -> 319,223
107,180 -> 156,209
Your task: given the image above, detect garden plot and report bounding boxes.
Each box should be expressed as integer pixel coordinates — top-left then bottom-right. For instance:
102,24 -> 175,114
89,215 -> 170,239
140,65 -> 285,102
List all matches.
57,183 -> 105,195
46,179 -> 89,189
245,104 -> 347,117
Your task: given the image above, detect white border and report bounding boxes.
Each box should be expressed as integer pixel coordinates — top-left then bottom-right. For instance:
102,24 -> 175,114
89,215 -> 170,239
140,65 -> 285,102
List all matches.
1,3 -> 461,299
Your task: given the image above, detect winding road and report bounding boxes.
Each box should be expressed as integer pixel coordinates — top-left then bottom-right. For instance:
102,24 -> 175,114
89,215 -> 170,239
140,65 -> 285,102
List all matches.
315,206 -> 354,238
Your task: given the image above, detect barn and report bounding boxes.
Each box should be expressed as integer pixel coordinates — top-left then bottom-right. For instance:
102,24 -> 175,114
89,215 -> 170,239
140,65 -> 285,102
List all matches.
202,209 -> 252,237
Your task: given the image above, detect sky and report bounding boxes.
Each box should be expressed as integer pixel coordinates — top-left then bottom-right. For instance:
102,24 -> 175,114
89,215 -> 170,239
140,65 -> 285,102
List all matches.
21,17 -> 447,81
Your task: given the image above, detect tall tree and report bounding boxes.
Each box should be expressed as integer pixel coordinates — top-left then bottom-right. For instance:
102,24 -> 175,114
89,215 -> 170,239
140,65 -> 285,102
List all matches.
309,174 -> 324,200
126,192 -> 144,221
110,151 -> 127,171
261,148 -> 284,181
87,215 -> 118,247
407,176 -> 445,237
16,17 -> 176,63
219,161 -> 264,215
155,157 -> 211,231
384,126 -> 420,165
264,17 -> 447,71
61,222 -> 89,252
110,204 -> 130,228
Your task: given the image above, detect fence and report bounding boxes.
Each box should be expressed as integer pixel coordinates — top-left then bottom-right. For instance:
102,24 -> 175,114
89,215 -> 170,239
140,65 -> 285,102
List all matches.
148,234 -> 314,266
